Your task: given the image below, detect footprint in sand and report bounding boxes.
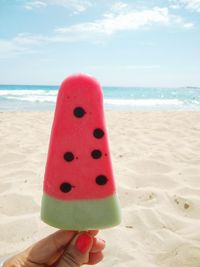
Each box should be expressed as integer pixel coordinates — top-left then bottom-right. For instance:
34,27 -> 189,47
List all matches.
174,196 -> 190,210
172,194 -> 200,219
0,193 -> 40,216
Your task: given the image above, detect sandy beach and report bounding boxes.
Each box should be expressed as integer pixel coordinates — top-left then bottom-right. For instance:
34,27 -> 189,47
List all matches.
0,111 -> 200,267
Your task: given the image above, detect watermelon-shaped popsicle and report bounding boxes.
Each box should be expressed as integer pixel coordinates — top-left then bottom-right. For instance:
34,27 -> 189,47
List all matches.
41,73 -> 121,230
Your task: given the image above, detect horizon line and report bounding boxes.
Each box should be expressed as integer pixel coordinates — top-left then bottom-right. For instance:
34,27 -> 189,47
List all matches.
0,83 -> 200,89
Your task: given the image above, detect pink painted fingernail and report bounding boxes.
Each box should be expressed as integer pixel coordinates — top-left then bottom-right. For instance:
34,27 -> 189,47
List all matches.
75,234 -> 92,254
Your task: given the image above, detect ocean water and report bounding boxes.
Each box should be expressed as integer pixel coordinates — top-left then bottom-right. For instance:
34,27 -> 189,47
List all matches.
0,84 -> 200,111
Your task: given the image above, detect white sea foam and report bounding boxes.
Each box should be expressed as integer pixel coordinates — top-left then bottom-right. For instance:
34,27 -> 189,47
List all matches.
0,90 -> 57,103
5,95 -> 57,103
0,88 -> 199,111
0,90 -> 57,97
104,98 -> 183,106
0,90 -> 183,105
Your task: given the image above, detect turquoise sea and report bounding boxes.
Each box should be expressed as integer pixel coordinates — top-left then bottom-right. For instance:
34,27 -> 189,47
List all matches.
0,84 -> 200,111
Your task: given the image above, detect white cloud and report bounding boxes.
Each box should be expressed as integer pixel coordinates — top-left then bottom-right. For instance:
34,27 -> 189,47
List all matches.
183,22 -> 194,28
24,1 -> 47,10
170,0 -> 200,12
56,8 -> 171,35
0,6 -> 194,58
24,0 -> 92,13
56,7 -> 193,35
184,0 -> 200,11
0,31 -> 84,58
171,14 -> 194,28
111,2 -> 128,13
0,32 -> 55,58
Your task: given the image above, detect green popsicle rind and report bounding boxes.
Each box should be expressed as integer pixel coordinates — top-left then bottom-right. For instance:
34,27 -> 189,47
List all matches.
41,193 -> 121,230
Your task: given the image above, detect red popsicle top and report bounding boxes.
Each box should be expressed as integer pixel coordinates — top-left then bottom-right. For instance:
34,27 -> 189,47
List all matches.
43,74 -> 116,200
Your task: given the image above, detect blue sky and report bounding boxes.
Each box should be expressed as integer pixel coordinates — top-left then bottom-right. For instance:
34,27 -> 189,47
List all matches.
0,0 -> 200,87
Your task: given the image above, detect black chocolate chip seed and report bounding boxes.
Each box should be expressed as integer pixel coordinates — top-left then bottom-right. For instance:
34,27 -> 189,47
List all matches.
93,128 -> 104,139
73,107 -> 86,118
96,175 -> 108,185
60,182 -> 73,193
91,149 -> 102,159
64,152 -> 74,162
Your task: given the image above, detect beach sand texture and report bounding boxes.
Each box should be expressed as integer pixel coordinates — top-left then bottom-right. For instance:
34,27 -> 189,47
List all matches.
0,111 -> 200,267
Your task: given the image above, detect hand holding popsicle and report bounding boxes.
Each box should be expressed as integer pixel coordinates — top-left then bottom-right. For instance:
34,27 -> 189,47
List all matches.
3,230 -> 105,267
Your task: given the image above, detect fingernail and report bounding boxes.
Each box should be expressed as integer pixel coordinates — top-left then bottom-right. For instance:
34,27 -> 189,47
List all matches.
75,234 -> 92,254
99,238 -> 105,243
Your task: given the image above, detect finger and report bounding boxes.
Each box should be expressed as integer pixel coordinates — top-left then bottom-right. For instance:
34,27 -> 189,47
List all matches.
56,233 -> 93,267
24,230 -> 77,264
88,252 -> 104,265
90,237 -> 105,253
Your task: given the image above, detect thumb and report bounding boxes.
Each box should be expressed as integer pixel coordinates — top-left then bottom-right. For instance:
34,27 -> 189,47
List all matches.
56,233 -> 93,267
